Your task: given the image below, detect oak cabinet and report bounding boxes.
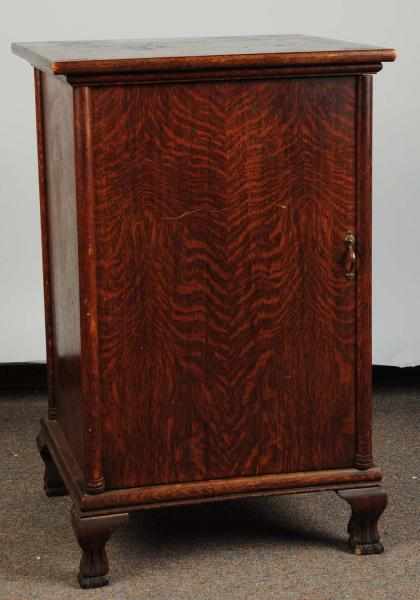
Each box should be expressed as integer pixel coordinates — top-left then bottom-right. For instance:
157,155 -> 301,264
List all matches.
12,35 -> 396,588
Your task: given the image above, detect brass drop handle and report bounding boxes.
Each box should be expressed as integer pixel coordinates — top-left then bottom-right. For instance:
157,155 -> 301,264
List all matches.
344,233 -> 356,279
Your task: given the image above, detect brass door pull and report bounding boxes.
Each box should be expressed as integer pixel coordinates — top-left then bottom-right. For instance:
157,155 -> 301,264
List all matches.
344,233 -> 356,279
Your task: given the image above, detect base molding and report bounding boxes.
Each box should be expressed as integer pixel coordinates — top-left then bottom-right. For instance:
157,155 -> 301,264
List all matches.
40,418 -> 383,517
38,417 -> 388,590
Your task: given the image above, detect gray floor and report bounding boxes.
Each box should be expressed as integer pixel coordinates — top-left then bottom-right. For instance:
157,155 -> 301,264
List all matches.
1,382 -> 420,600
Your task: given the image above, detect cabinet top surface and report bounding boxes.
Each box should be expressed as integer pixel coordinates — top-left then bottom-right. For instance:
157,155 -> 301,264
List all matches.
12,34 -> 396,76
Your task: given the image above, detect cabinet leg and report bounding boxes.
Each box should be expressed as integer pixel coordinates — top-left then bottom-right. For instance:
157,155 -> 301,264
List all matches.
71,508 -> 129,589
36,431 -> 67,497
337,486 -> 387,555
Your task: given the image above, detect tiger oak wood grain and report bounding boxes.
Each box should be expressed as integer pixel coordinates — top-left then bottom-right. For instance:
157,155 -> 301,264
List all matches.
13,35 -> 395,588
38,418 -> 383,514
92,77 -> 357,489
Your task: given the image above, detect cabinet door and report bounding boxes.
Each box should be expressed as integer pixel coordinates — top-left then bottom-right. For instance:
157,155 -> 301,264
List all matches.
93,77 -> 360,489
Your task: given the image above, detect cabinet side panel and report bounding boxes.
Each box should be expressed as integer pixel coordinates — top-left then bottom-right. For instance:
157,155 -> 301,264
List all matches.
41,72 -> 84,468
34,69 -> 55,418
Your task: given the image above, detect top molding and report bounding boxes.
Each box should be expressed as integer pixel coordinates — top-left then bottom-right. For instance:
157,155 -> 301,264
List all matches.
12,34 -> 396,76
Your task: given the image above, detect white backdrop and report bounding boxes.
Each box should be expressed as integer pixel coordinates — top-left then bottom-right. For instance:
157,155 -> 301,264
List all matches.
0,0 -> 417,365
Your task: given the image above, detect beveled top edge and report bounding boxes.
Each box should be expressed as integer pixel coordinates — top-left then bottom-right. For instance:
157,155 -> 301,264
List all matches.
12,34 -> 396,76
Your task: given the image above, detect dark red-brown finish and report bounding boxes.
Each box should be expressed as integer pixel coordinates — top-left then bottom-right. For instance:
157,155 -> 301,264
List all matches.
71,508 -> 128,588
35,70 -> 85,469
92,77 -> 357,489
37,427 -> 67,497
34,70 -> 56,420
355,75 -> 374,470
12,35 -> 395,589
337,487 -> 387,554
12,34 -> 396,76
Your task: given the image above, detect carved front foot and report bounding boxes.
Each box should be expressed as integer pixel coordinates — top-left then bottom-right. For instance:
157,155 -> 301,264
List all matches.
71,508 -> 129,589
36,431 -> 67,497
337,486 -> 387,555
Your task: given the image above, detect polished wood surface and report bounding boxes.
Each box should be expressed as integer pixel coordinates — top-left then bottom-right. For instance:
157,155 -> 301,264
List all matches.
92,77 -> 358,489
65,65 -> 385,88
73,85 -> 105,494
34,71 -> 55,418
41,417 -> 383,513
35,70 -> 85,468
12,34 -> 396,75
14,35 -> 395,588
337,487 -> 388,555
355,75 -> 374,469
71,508 -> 129,588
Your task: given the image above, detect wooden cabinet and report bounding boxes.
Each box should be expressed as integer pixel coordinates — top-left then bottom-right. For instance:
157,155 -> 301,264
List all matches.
12,35 -> 396,588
